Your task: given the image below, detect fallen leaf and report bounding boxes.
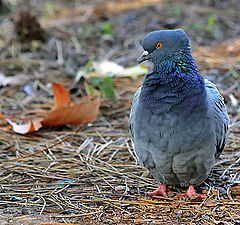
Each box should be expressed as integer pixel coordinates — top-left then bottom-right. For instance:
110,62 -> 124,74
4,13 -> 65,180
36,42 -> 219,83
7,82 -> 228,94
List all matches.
6,119 -> 42,134
1,82 -> 100,134
0,111 -> 42,134
0,111 -> 12,131
52,82 -> 70,107
0,111 -> 9,123
42,96 -> 100,126
0,125 -> 12,131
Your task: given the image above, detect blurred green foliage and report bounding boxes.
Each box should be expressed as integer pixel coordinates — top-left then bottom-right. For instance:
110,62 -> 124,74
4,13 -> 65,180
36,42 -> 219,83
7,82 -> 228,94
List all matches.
85,61 -> 92,73
85,60 -> 115,99
191,21 -> 205,30
191,14 -> 222,37
100,22 -> 113,35
88,76 -> 115,99
207,14 -> 215,33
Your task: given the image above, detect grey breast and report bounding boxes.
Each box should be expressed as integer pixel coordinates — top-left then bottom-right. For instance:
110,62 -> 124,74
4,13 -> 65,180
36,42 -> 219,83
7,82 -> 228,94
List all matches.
129,80 -> 229,187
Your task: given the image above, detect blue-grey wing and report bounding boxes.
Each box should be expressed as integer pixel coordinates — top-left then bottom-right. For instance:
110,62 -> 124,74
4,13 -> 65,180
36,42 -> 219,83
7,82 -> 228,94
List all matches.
205,79 -> 229,158
129,87 -> 141,141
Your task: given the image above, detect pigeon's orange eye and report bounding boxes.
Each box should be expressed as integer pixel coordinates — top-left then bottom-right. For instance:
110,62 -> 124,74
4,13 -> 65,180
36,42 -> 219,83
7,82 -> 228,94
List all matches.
156,42 -> 163,48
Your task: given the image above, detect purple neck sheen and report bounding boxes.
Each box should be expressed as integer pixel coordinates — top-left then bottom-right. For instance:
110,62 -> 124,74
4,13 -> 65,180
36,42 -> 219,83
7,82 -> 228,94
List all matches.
139,48 -> 206,114
143,48 -> 203,86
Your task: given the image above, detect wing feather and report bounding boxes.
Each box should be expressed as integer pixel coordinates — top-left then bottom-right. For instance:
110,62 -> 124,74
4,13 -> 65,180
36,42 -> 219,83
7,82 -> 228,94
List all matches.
129,87 -> 141,141
205,79 -> 229,158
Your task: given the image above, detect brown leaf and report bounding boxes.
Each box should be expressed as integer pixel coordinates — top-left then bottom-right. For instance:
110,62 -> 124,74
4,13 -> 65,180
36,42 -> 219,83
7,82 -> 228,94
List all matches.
52,82 -> 70,108
0,111 -> 8,123
6,119 -> 42,134
42,96 -> 100,126
0,111 -> 12,131
0,111 -> 42,134
1,82 -> 100,134
0,125 -> 12,131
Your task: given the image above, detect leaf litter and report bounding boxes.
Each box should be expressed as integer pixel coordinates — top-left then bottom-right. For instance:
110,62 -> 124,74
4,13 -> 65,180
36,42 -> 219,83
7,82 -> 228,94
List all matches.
0,82 -> 100,133
0,0 -> 239,224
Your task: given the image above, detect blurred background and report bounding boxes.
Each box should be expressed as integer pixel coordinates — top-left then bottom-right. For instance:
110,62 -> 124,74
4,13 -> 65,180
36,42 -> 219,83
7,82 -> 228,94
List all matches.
0,0 -> 239,117
0,0 -> 239,224
0,0 -> 239,132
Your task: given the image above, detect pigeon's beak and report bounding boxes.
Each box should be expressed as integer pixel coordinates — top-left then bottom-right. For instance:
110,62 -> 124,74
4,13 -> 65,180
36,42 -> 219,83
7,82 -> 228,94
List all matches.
138,51 -> 149,64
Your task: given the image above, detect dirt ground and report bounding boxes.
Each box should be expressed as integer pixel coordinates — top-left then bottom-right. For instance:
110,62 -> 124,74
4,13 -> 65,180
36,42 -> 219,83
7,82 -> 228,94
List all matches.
0,0 -> 239,224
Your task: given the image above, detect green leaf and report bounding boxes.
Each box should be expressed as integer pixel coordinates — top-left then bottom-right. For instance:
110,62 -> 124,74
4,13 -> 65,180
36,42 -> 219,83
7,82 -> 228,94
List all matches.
88,85 -> 95,95
90,77 -> 101,86
86,61 -> 93,73
207,14 -> 215,34
100,22 -> 113,35
88,75 -> 115,99
208,14 -> 214,27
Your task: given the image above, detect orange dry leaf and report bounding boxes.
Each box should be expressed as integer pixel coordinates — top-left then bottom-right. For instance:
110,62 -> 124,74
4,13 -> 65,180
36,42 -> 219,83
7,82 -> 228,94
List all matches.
0,82 -> 100,134
7,119 -> 42,134
42,96 -> 100,126
0,111 -> 12,131
53,82 -> 70,107
0,111 -> 9,123
0,111 -> 42,134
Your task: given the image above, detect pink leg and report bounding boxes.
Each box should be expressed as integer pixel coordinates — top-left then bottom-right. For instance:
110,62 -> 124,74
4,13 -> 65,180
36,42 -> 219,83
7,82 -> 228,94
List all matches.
178,184 -> 205,198
147,183 -> 167,197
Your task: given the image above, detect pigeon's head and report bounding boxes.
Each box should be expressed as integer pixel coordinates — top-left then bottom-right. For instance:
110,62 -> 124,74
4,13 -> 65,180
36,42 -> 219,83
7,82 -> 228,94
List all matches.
138,29 -> 190,64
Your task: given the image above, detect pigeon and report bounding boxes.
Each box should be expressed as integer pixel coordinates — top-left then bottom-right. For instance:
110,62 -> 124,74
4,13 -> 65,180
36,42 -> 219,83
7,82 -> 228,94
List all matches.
129,29 -> 229,197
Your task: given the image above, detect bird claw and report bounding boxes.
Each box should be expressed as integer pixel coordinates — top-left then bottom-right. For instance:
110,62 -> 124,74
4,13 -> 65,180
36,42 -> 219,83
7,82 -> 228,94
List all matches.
146,183 -> 167,197
178,185 -> 205,198
145,184 -> 205,198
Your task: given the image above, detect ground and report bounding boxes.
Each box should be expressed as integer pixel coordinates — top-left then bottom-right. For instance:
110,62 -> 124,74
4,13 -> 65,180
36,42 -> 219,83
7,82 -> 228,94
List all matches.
0,0 -> 239,224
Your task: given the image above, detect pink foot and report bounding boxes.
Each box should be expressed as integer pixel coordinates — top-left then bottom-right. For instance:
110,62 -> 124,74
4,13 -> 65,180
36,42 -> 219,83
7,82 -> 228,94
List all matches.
146,183 -> 167,197
178,185 -> 205,198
